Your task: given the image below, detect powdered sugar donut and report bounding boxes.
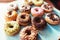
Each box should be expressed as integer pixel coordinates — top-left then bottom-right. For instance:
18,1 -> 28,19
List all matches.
7,2 -> 18,11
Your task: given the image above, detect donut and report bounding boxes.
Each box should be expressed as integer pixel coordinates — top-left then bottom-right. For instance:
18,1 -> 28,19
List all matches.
45,12 -> 60,25
16,13 -> 31,26
31,7 -> 44,17
4,21 -> 20,36
19,4 -> 31,13
20,26 -> 37,40
5,10 -> 17,21
32,0 -> 44,6
41,2 -> 53,12
7,3 -> 18,11
24,0 -> 33,5
57,36 -> 60,40
32,16 -> 46,30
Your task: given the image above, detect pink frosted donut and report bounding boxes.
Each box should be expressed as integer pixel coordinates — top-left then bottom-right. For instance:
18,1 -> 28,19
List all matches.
31,7 -> 44,17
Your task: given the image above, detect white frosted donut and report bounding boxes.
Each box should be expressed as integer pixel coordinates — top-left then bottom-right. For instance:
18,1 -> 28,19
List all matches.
7,3 -> 18,11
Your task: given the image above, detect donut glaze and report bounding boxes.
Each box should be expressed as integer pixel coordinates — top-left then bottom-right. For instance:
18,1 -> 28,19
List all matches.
32,0 -> 44,6
31,7 -> 44,17
20,26 -> 37,40
24,0 -> 33,5
4,21 -> 20,36
16,13 -> 31,26
45,12 -> 60,25
7,3 -> 18,11
41,2 -> 53,12
19,4 -> 31,13
5,10 -> 17,21
32,16 -> 46,30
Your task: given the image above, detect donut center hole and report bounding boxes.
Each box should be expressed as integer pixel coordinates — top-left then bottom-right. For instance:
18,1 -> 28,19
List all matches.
8,11 -> 12,15
35,9 -> 38,12
9,26 -> 13,28
10,4 -> 14,7
22,6 -> 25,8
25,30 -> 31,35
44,5 -> 49,9
21,15 -> 25,19
34,17 -> 40,23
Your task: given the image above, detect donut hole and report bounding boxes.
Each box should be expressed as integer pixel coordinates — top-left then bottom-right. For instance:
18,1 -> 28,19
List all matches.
58,38 -> 60,40
35,9 -> 38,12
9,26 -> 13,28
8,11 -> 12,15
44,5 -> 49,9
21,15 -> 25,19
22,6 -> 25,8
10,4 -> 14,7
34,17 -> 40,23
25,7 -> 27,9
49,14 -> 58,21
25,30 -> 31,35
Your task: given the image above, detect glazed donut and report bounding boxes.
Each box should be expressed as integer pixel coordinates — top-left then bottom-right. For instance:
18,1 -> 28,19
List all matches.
45,12 -> 60,25
19,4 -> 31,13
31,7 -> 44,17
32,0 -> 44,6
24,0 -> 33,5
16,13 -> 31,26
5,10 -> 17,21
32,16 -> 46,30
4,21 -> 20,36
7,3 -> 18,11
57,36 -> 60,40
20,26 -> 37,40
41,2 -> 53,12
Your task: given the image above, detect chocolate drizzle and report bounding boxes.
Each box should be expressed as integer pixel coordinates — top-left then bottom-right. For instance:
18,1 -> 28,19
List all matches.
21,15 -> 25,19
47,12 -> 59,21
9,26 -> 13,28
25,30 -> 31,35
8,11 -> 12,15
34,17 -> 41,23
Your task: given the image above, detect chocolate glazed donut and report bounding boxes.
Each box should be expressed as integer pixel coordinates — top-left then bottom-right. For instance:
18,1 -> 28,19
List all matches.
32,16 -> 46,30
45,12 -> 60,25
16,13 -> 31,26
